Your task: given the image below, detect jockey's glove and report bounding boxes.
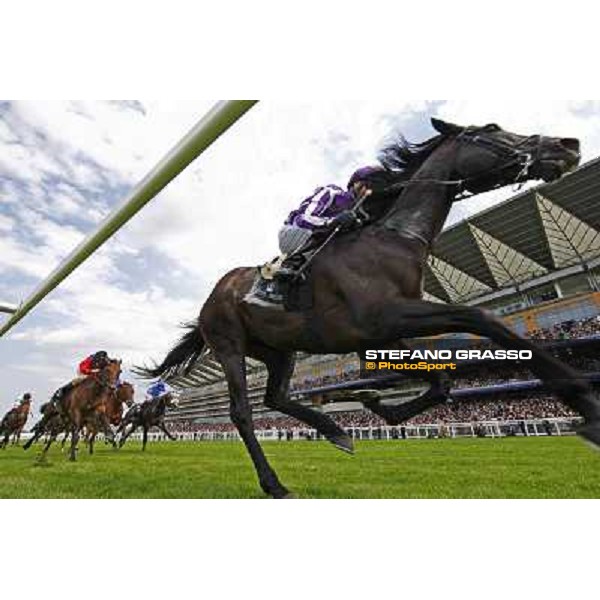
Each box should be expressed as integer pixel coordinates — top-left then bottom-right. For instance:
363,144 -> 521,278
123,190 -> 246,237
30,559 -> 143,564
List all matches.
331,210 -> 358,230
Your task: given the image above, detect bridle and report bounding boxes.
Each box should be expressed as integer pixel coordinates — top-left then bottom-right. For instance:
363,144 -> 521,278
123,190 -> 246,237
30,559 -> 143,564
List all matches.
379,127 -> 545,247
384,127 -> 544,201
453,126 -> 543,197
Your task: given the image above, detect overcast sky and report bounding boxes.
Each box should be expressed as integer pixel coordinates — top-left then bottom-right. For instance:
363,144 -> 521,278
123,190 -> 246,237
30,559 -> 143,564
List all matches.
2,100 -> 600,415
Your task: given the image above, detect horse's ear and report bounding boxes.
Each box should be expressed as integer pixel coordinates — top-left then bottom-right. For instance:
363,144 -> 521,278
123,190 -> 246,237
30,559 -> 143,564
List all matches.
431,118 -> 464,136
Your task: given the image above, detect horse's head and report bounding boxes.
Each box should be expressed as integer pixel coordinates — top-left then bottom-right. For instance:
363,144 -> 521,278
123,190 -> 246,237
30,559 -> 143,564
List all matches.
118,381 -> 135,407
100,359 -> 122,388
163,392 -> 180,410
431,118 -> 581,194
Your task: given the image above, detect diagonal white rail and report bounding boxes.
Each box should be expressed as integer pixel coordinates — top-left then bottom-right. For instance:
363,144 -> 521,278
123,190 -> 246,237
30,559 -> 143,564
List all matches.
0,100 -> 258,337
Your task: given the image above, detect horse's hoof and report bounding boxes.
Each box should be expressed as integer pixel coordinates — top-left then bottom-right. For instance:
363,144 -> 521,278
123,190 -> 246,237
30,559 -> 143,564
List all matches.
327,434 -> 355,455
579,422 -> 600,450
281,492 -> 297,499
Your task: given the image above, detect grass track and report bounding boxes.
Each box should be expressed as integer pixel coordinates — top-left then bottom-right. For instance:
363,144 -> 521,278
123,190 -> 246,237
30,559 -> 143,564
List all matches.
1,437 -> 599,499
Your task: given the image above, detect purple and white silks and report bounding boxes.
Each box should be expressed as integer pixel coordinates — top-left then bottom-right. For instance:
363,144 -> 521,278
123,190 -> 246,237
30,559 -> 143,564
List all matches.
284,185 -> 355,232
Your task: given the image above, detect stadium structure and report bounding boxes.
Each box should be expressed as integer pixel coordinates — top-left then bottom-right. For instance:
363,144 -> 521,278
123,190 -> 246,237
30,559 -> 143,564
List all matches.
168,158 -> 600,428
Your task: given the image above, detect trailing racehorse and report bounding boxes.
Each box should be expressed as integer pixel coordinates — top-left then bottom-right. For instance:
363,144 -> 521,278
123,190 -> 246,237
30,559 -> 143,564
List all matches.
85,382 -> 135,454
137,118 -> 596,498
0,397 -> 32,448
116,392 -> 178,451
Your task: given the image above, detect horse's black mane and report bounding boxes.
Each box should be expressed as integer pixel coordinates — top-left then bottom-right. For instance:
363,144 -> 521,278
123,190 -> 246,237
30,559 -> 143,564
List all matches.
355,131 -> 447,222
377,132 -> 446,177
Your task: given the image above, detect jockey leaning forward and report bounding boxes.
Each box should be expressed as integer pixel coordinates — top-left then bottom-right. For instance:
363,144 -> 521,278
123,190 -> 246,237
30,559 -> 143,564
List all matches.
145,380 -> 174,404
246,166 -> 381,307
50,350 -> 114,403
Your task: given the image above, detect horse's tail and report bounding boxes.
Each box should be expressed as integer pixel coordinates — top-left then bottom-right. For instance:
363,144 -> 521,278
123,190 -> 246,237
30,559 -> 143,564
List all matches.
133,321 -> 205,380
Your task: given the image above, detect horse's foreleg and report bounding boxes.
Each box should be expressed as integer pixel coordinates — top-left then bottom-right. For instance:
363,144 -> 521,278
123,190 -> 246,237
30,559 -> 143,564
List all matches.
96,410 -> 115,446
23,428 -> 43,450
215,348 -> 291,499
252,344 -> 354,454
158,420 -> 176,441
142,427 -> 148,451
118,423 -> 136,448
69,416 -> 81,462
359,340 -> 451,426
379,301 -> 600,440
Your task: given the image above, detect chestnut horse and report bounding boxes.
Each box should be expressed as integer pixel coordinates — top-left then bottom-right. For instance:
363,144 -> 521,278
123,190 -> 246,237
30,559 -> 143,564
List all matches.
139,118 -> 597,498
0,398 -> 32,448
86,382 -> 135,454
35,360 -> 122,461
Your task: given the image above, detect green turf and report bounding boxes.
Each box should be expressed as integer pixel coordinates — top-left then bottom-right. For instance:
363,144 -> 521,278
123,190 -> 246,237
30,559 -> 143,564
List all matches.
0,437 -> 599,498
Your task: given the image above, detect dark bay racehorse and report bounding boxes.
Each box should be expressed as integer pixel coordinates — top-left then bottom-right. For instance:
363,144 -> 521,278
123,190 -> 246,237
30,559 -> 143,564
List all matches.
0,398 -> 32,448
116,393 -> 178,451
138,118 -> 596,498
23,401 -> 64,450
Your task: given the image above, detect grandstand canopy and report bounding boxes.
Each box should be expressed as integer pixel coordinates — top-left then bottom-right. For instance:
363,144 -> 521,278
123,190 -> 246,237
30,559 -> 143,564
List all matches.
424,158 -> 600,303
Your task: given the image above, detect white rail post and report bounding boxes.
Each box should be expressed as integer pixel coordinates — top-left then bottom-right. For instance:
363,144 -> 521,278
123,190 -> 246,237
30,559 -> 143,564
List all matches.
0,100 -> 258,338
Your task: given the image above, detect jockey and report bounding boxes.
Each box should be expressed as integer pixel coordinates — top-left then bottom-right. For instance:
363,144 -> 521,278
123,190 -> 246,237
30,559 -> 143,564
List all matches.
51,351 -> 111,404
145,380 -> 174,403
247,166 -> 380,306
78,350 -> 109,377
12,392 -> 32,409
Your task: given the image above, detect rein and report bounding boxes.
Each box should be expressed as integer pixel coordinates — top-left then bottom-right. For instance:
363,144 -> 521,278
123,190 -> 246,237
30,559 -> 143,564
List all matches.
384,129 -> 542,201
288,128 -> 545,275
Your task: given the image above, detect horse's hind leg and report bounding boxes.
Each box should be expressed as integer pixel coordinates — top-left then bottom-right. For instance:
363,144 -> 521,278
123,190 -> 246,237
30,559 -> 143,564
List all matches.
158,421 -> 176,441
214,346 -> 291,499
251,343 -> 354,454
142,427 -> 148,451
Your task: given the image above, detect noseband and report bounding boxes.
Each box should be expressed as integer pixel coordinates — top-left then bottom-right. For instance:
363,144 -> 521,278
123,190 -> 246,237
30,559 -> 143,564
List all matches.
387,128 -> 544,201
455,127 -> 542,194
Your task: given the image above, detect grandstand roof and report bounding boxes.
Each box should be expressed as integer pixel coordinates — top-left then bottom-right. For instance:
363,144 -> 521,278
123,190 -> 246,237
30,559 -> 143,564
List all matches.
424,158 -> 600,303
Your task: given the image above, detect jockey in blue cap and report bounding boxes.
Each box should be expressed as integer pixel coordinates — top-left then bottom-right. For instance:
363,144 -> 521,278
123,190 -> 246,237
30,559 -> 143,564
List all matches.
247,166 -> 381,306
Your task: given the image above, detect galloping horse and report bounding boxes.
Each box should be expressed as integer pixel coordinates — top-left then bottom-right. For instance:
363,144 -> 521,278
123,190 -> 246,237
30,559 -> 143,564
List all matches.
86,382 -> 135,454
34,360 -> 122,461
138,118 -> 595,498
116,392 -> 178,451
23,401 -> 64,451
0,398 -> 32,448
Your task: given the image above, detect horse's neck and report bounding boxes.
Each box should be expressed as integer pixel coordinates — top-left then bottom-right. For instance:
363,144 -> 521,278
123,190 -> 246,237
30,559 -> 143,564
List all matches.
382,144 -> 456,247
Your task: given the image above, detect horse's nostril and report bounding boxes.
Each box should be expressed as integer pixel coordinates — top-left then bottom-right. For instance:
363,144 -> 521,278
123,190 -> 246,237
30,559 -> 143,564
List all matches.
561,138 -> 580,154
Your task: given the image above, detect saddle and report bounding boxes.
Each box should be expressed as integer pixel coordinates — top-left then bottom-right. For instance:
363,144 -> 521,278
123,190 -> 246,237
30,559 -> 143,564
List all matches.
247,252 -> 315,312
